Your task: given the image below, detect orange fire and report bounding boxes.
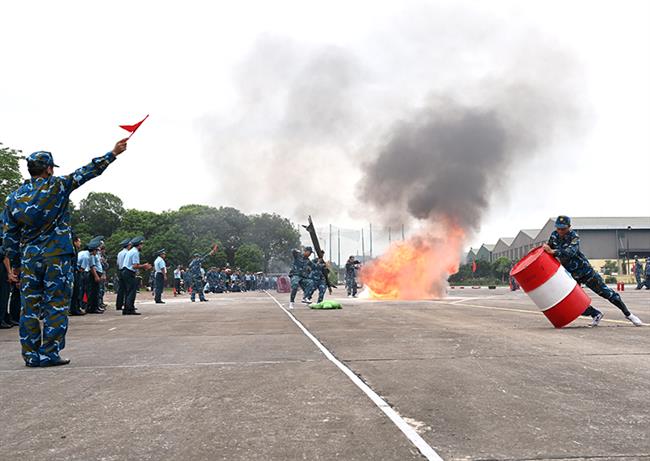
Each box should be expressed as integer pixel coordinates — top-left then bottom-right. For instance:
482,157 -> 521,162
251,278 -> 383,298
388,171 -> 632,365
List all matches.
360,223 -> 465,300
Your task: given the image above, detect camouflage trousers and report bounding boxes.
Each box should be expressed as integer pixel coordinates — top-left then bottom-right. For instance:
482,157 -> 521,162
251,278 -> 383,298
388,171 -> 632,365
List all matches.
190,278 -> 206,302
19,256 -> 73,366
576,271 -> 630,317
307,279 -> 327,303
345,277 -> 357,296
290,275 -> 312,302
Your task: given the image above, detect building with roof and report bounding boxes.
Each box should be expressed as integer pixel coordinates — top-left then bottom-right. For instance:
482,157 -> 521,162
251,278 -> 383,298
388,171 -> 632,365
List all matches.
492,237 -> 514,261
470,217 -> 650,276
476,244 -> 495,262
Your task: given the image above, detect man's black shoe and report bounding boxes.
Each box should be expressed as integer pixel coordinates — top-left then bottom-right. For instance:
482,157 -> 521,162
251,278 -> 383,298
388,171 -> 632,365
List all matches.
155,301 -> 165,304
10,319 -> 20,326
122,310 -> 141,315
87,309 -> 103,314
0,322 -> 12,329
116,306 -> 123,310
41,358 -> 71,367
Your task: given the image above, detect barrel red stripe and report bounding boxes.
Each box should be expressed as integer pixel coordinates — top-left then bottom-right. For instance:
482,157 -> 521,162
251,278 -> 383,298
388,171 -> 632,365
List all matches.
511,248 -> 561,292
542,285 -> 592,328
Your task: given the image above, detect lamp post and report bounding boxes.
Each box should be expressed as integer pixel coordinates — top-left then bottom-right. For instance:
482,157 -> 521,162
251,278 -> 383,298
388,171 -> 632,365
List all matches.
626,225 -> 631,275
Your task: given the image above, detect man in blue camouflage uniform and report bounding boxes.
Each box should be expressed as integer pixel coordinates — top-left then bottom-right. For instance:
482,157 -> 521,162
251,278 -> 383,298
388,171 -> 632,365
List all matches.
307,251 -> 328,304
633,256 -> 644,290
0,236 -> 13,328
2,139 -> 128,367
543,216 -> 643,327
288,246 -> 313,309
644,257 -> 650,290
345,255 -> 360,297
188,246 -> 217,302
206,267 -> 221,293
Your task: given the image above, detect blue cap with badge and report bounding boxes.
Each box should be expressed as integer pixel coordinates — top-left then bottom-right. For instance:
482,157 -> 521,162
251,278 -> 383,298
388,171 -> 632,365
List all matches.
555,215 -> 571,229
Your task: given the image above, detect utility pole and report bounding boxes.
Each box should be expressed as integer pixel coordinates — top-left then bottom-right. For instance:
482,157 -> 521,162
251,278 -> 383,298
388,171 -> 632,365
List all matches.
388,226 -> 392,244
337,228 -> 341,267
369,223 -> 373,259
329,224 -> 332,262
401,224 -> 405,241
361,228 -> 365,262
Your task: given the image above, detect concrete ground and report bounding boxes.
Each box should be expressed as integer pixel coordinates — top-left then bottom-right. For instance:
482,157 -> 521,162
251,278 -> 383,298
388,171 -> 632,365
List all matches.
0,287 -> 649,460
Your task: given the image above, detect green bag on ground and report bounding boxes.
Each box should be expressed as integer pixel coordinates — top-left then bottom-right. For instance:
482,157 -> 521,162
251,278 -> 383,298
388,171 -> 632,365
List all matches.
309,301 -> 342,309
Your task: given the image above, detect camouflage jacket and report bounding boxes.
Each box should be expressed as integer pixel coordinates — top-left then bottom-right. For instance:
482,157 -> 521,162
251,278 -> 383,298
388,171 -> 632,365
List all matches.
547,230 -> 593,278
206,270 -> 220,285
3,152 -> 116,262
633,261 -> 643,276
345,261 -> 357,279
289,250 -> 311,278
188,251 -> 211,280
309,258 -> 327,282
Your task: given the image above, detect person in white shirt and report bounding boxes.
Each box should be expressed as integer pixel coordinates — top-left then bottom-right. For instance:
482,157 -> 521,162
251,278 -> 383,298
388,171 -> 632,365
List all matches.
153,249 -> 167,304
122,236 -> 152,316
173,265 -> 182,296
115,238 -> 132,311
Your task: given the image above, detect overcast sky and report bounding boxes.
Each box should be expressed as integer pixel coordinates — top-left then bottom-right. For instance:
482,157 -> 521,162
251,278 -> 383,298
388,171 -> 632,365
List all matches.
1,0 -> 648,258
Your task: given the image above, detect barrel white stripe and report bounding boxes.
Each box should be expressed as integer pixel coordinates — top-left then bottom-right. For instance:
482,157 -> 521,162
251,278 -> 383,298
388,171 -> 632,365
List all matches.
524,266 -> 576,311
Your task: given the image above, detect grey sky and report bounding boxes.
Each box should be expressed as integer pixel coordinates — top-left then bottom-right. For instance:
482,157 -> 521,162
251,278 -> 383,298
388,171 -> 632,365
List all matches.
1,0 -> 648,258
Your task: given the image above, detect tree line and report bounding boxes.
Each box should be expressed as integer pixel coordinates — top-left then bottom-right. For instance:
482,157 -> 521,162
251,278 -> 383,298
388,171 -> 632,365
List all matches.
2,141 -> 301,277
448,257 -> 513,286
71,193 -> 301,276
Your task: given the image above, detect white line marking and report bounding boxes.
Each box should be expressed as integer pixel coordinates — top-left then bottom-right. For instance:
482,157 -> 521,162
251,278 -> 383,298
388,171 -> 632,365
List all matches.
432,301 -> 637,326
264,291 -> 444,461
108,327 -> 117,331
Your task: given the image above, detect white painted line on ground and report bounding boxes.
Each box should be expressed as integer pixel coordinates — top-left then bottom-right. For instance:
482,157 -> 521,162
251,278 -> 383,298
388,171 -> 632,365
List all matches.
108,327 -> 117,331
264,291 -> 444,461
432,300 -> 639,326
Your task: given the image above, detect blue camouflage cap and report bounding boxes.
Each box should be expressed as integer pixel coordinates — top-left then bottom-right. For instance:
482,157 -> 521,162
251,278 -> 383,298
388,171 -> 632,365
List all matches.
555,215 -> 571,229
304,246 -> 313,253
156,248 -> 166,255
27,151 -> 59,167
120,238 -> 131,247
130,236 -> 145,246
87,240 -> 101,251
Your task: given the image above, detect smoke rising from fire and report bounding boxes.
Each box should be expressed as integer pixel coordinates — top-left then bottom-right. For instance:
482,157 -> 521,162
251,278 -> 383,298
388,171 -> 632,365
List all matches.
359,82 -> 583,231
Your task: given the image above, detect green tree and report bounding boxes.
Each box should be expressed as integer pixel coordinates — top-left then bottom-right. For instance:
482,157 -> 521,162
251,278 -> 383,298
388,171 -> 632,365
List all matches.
493,257 -> 513,283
0,142 -> 24,203
234,243 -> 265,272
602,260 -> 617,276
76,192 -> 125,238
247,213 -> 301,270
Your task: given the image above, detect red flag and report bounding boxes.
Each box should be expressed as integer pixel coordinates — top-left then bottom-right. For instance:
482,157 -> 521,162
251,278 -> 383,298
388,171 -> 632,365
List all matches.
119,114 -> 149,138
471,260 -> 477,273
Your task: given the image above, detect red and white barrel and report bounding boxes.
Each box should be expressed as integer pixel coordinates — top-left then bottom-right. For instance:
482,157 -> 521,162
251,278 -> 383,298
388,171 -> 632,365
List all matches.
510,247 -> 591,328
